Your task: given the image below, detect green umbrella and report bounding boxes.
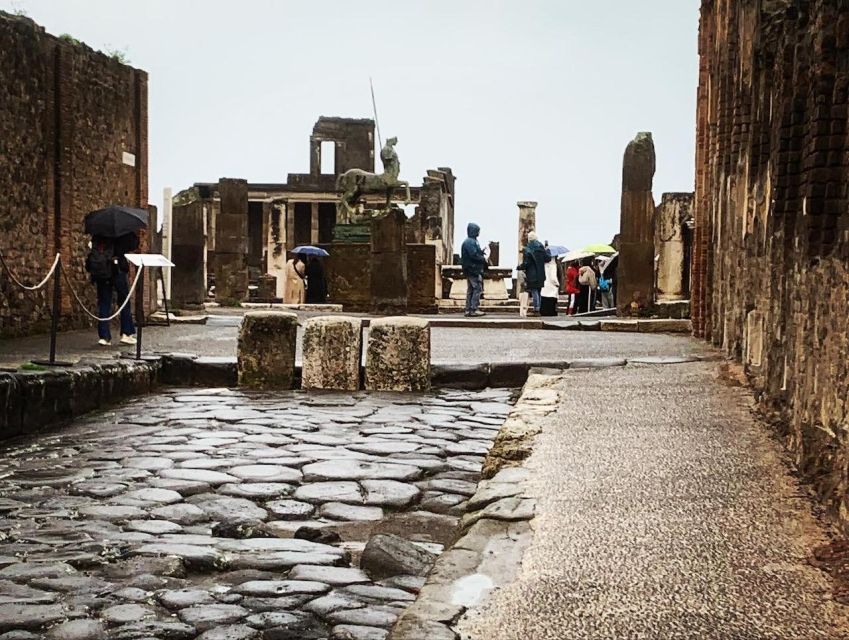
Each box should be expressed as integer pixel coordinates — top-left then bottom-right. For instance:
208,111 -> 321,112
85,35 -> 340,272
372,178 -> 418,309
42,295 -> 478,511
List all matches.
581,243 -> 616,255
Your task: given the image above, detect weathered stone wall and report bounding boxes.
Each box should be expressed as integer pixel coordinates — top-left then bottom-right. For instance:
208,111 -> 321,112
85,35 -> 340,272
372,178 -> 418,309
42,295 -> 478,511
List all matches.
0,11 -> 148,337
694,0 -> 849,528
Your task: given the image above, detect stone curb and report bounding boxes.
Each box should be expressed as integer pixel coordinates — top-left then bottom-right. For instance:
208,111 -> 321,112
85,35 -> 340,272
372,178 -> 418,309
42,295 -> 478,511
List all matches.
388,371 -> 561,640
0,360 -> 159,442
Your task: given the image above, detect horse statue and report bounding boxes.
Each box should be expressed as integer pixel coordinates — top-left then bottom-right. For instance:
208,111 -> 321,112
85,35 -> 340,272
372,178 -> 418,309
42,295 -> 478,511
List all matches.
336,136 -> 411,220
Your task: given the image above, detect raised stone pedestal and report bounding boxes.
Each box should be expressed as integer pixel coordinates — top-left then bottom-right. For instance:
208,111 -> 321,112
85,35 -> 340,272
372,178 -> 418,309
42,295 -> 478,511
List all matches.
442,266 -> 511,301
237,311 -> 297,389
302,316 -> 362,391
365,317 -> 430,392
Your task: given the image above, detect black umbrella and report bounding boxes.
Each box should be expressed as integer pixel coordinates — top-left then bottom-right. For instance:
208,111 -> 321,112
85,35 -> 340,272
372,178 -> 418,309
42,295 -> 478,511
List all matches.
84,205 -> 149,237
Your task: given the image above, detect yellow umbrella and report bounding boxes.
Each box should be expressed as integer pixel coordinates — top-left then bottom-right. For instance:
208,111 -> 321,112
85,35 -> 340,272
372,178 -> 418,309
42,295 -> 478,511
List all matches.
581,243 -> 616,255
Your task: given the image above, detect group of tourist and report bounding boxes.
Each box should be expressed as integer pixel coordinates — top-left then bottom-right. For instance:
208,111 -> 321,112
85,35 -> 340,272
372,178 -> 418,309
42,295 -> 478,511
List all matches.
461,222 -> 614,317
283,254 -> 328,305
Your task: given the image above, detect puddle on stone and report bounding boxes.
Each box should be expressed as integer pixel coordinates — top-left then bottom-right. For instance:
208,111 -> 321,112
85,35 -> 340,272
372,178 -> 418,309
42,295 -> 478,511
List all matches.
0,387 -> 517,637
450,572 -> 495,607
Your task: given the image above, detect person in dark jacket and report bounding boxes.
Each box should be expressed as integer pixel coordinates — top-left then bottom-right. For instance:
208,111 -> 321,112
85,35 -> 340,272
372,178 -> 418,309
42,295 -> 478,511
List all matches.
517,231 -> 548,315
304,256 -> 328,304
460,222 -> 488,317
85,232 -> 138,346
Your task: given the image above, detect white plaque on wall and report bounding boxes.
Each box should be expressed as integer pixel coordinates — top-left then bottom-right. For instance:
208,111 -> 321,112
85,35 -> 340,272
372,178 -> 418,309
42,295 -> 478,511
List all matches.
122,151 -> 136,167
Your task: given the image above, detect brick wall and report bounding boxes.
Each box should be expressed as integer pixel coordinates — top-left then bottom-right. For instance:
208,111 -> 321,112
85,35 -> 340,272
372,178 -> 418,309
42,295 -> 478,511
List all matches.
694,0 -> 849,527
0,11 -> 148,337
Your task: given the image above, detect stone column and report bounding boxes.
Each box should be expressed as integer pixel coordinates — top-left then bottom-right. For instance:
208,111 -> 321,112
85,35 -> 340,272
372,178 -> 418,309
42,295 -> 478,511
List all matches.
171,194 -> 206,308
365,317 -> 430,392
237,311 -> 298,389
655,192 -> 694,301
285,202 -> 296,251
370,208 -> 408,314
302,316 -> 362,391
310,202 -> 320,245
267,203 -> 287,299
618,133 -> 656,314
517,201 -> 537,264
214,178 -> 249,305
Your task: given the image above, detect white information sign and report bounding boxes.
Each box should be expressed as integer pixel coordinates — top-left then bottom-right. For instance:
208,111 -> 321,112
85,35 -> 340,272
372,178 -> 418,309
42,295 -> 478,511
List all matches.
125,253 -> 175,268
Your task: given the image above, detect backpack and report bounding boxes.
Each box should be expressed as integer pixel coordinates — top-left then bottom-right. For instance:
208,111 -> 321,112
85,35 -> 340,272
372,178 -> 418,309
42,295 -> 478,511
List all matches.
599,276 -> 611,291
86,240 -> 115,283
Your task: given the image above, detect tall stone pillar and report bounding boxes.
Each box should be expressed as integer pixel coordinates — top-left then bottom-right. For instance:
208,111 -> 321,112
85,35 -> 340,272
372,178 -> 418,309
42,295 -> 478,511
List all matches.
214,178 -> 249,305
370,208 -> 408,314
517,201 -> 537,263
618,133 -> 656,314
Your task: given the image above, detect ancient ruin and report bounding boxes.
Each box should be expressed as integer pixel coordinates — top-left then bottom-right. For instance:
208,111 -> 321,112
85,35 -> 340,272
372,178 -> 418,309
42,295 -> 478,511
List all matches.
693,0 -> 849,529
170,117 -> 455,313
0,11 -> 152,337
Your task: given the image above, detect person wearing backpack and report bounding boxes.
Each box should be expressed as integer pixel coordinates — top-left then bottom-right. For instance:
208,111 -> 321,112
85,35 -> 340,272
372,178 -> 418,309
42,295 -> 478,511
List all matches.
598,261 -> 614,309
85,233 -> 138,346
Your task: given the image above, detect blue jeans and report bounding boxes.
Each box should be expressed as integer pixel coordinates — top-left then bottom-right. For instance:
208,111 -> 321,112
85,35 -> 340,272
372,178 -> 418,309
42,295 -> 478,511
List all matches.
96,271 -> 135,340
465,274 -> 483,313
529,288 -> 541,311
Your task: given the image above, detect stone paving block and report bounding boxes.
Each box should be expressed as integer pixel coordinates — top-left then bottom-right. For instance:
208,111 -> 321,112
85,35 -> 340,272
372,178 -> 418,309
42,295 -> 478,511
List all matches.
365,318 -> 430,392
237,312 -> 298,389
302,316 -> 362,391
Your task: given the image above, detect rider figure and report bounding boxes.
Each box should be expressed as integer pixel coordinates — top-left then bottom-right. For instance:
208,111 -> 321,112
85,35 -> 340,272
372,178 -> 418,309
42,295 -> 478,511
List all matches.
380,137 -> 400,180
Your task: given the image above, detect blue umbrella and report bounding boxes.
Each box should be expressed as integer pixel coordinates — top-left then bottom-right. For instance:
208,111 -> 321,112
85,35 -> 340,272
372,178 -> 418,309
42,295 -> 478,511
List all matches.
546,245 -> 569,256
292,245 -> 330,257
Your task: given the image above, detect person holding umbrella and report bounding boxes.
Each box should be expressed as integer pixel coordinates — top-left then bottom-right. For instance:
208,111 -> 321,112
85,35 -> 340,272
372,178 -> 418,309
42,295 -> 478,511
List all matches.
84,205 -> 147,346
292,245 -> 330,304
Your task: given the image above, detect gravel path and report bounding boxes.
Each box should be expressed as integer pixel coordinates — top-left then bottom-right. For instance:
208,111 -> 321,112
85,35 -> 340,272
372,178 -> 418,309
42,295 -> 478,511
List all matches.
457,362 -> 849,639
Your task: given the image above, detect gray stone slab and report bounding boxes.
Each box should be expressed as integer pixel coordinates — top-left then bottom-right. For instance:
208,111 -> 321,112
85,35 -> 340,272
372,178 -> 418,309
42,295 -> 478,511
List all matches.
178,604 -> 249,631
361,481 -> 420,508
149,503 -> 207,525
294,482 -> 364,505
320,502 -> 384,521
100,603 -> 156,625
302,461 -> 421,482
157,588 -> 215,610
45,619 -> 106,640
330,624 -> 388,640
218,483 -> 294,499
160,469 -> 239,485
228,465 -> 302,483
133,544 -> 222,569
232,580 -> 330,597
288,565 -> 370,586
266,499 -> 315,520
196,625 -> 260,640
0,604 -> 70,631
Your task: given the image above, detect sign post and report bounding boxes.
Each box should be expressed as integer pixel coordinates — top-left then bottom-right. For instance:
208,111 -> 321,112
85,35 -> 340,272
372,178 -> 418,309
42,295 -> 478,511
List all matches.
125,254 -> 175,361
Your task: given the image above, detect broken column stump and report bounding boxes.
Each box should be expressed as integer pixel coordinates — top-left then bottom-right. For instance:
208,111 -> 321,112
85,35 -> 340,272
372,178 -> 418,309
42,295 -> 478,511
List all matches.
237,311 -> 298,389
365,317 -> 431,392
302,316 -> 362,391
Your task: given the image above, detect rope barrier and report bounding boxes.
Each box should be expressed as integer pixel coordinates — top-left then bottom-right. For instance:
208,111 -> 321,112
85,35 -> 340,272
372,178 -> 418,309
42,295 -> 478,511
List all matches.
62,263 -> 143,322
0,251 -> 61,291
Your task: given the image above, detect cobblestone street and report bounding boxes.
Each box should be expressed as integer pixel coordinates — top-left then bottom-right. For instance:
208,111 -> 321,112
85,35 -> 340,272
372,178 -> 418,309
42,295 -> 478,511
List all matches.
0,387 -> 513,639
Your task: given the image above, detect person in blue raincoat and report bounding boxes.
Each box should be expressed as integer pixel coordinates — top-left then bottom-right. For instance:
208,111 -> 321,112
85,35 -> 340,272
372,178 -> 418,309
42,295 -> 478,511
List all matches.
460,222 -> 488,317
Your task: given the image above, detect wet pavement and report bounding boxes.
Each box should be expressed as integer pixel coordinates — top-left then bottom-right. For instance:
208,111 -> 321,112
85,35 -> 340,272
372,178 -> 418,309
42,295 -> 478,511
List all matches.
0,315 -> 708,367
0,387 -> 513,639
456,362 -> 849,639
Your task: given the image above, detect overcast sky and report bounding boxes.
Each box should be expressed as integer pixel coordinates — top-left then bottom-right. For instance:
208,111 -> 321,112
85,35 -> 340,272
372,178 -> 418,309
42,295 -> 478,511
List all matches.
6,0 -> 699,260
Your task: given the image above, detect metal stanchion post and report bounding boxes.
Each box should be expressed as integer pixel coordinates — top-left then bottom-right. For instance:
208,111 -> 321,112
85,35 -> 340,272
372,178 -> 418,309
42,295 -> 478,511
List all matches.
48,260 -> 60,364
135,265 -> 145,360
32,258 -> 73,367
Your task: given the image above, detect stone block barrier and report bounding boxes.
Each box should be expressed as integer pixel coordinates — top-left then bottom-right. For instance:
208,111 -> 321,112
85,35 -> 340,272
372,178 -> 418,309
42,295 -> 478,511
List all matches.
237,311 -> 298,389
365,317 -> 431,392
302,316 -> 362,391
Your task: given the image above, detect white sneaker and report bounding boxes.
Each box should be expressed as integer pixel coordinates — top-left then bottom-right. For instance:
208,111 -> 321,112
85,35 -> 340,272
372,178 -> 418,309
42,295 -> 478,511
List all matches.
120,334 -> 137,345
98,338 -> 111,346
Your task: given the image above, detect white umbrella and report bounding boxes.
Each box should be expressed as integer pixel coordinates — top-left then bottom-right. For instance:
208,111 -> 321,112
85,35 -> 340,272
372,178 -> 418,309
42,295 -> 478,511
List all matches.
561,250 -> 595,262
